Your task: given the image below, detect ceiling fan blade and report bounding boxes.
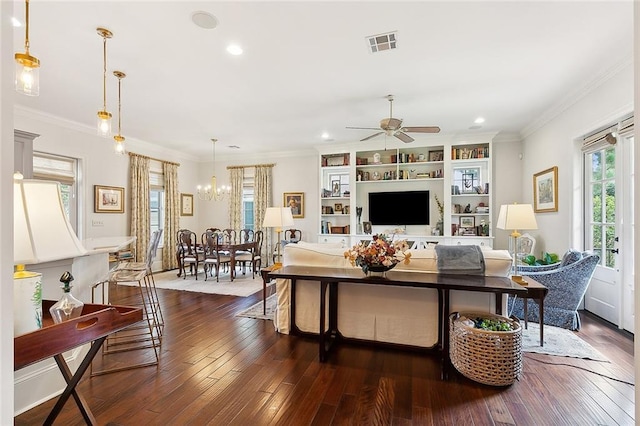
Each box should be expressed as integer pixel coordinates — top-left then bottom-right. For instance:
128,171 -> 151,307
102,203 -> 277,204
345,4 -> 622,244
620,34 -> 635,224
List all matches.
346,126 -> 381,130
361,132 -> 384,141
401,126 -> 441,133
394,131 -> 414,143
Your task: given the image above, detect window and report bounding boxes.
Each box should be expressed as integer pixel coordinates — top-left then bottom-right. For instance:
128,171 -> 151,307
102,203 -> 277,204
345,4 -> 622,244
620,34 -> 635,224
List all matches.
242,169 -> 255,229
33,152 -> 79,232
150,162 -> 165,244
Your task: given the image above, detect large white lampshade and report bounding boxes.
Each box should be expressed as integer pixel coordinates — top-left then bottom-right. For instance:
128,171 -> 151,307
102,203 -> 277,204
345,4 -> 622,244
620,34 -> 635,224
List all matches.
13,179 -> 87,335
262,207 -> 294,267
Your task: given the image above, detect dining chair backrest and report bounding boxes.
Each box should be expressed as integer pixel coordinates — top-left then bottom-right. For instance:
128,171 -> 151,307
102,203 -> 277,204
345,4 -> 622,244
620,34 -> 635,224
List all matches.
240,228 -> 255,243
284,228 -> 302,242
254,230 -> 264,253
178,230 -> 198,256
205,227 -> 221,234
223,228 -> 236,244
201,230 -> 217,255
144,229 -> 163,267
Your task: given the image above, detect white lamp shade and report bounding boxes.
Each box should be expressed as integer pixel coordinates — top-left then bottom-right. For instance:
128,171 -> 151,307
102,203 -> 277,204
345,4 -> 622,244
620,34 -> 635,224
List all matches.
14,179 -> 87,264
496,203 -> 538,231
262,207 -> 295,229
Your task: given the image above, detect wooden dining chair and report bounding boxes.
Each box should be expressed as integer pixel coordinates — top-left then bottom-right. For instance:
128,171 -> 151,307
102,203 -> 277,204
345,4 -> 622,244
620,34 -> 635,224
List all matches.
178,230 -> 204,280
201,230 -> 231,282
237,230 -> 263,278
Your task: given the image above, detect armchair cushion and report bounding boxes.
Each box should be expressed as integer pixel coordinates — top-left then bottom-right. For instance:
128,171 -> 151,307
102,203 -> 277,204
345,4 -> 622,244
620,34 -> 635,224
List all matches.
559,249 -> 583,267
509,252 -> 600,330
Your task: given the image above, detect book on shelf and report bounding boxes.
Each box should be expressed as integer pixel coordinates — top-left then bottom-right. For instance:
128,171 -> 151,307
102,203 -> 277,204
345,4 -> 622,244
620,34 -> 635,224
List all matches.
451,146 -> 489,160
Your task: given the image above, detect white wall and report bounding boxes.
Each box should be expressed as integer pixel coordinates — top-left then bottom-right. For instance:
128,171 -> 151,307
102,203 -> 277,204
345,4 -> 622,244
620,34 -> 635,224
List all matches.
521,61 -> 633,255
492,137 -> 525,250
196,151 -> 318,250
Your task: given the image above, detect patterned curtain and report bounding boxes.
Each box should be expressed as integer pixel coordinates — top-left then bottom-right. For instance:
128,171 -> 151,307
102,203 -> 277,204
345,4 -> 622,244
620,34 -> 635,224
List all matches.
229,168 -> 243,236
163,162 -> 180,270
254,165 -> 272,264
129,154 -> 150,262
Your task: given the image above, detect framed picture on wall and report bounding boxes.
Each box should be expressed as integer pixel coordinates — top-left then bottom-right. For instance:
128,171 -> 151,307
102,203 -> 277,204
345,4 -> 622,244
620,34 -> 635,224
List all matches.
533,166 -> 558,213
94,185 -> 124,213
284,192 -> 304,218
180,193 -> 194,216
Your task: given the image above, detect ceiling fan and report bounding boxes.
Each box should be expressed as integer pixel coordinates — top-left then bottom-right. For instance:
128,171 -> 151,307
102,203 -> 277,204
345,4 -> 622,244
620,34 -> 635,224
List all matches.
347,95 -> 440,143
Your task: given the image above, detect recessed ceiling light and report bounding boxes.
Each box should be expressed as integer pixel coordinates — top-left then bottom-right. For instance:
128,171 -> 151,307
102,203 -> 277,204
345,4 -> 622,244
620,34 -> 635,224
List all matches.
474,117 -> 485,124
12,17 -> 21,27
226,44 -> 243,55
321,132 -> 330,139
191,11 -> 218,29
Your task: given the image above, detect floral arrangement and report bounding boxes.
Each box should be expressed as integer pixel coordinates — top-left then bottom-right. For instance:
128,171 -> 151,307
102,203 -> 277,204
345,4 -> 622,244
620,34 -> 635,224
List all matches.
344,234 -> 411,274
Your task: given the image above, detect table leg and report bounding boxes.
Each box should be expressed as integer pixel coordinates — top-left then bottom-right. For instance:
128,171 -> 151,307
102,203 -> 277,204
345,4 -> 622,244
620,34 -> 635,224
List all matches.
230,250 -> 236,281
319,281 -> 328,362
45,337 -> 106,425
441,289 -> 451,379
524,296 -> 529,330
290,279 -> 300,335
538,293 -> 544,347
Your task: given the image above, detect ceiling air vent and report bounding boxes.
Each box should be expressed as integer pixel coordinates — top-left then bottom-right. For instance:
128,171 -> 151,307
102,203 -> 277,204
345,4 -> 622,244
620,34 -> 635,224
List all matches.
366,31 -> 397,53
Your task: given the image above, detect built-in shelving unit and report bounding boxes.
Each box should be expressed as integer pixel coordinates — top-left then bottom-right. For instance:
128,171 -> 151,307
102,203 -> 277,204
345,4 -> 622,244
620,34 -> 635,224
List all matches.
317,138 -> 494,247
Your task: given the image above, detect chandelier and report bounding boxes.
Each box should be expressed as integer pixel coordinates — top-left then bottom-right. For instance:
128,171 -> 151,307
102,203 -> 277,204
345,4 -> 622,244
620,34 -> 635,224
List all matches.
197,139 -> 230,201
14,0 -> 40,96
113,70 -> 126,155
96,28 -> 113,137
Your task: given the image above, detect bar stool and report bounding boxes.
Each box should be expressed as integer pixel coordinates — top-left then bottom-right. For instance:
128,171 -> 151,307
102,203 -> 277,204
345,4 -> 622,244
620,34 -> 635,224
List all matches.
90,268 -> 161,376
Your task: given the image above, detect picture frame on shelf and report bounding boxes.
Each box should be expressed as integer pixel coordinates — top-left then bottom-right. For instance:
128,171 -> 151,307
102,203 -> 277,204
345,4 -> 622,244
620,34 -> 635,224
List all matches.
180,193 -> 194,216
343,205 -> 350,215
94,185 -> 124,213
363,221 -> 372,234
284,192 -> 304,218
331,180 -> 341,197
428,150 -> 444,162
334,203 -> 343,212
460,216 -> 475,228
533,166 -> 558,213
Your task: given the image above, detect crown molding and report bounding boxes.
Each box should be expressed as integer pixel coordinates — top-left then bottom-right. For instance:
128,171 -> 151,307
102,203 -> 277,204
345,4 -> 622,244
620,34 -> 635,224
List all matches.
521,52 -> 633,139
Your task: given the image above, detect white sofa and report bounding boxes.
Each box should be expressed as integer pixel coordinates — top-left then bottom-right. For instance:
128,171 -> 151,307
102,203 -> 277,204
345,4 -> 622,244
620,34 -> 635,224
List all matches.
274,241 -> 513,348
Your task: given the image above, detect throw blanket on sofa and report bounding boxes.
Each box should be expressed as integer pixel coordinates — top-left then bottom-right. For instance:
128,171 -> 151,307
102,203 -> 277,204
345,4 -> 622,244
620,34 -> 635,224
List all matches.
435,245 -> 485,275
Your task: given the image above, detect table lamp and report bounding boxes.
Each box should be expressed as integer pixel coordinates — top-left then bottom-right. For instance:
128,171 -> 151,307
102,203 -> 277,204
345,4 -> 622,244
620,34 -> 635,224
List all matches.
14,178 -> 87,335
496,203 -> 538,286
262,206 -> 294,269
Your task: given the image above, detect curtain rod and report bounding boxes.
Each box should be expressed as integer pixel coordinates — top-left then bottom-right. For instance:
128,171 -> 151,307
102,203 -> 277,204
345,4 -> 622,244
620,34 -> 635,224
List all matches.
128,152 -> 180,166
226,163 -> 275,170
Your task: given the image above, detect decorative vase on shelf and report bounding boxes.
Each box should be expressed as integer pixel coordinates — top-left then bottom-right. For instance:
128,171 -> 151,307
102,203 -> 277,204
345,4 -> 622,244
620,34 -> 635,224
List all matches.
50,271 -> 84,324
437,221 -> 444,237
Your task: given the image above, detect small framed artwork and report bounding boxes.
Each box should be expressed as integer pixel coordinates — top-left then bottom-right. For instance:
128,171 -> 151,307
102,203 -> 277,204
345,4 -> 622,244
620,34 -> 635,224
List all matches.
334,203 -> 343,212
343,205 -> 350,215
180,193 -> 194,216
94,185 -> 124,213
331,179 -> 341,197
534,166 -> 558,213
363,221 -> 372,235
460,216 -> 475,228
428,150 -> 444,162
284,192 -> 304,218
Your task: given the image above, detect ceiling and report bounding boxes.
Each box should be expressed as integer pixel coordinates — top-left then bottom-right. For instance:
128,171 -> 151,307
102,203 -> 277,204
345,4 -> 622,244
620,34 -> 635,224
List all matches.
11,1 -> 633,160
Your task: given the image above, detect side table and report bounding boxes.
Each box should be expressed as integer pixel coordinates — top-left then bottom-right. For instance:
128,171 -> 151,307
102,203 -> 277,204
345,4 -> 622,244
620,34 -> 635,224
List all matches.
15,300 -> 142,425
519,277 -> 548,346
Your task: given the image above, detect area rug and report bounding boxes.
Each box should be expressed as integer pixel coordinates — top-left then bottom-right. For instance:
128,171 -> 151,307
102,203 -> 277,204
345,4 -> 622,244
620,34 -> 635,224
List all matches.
117,270 -> 274,297
236,294 -> 277,321
521,322 -> 608,362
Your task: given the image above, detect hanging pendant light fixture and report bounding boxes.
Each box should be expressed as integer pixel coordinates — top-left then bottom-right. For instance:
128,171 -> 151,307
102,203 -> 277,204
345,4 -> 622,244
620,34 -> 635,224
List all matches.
96,27 -> 113,137
197,139 -> 231,201
15,0 -> 40,96
113,70 -> 126,155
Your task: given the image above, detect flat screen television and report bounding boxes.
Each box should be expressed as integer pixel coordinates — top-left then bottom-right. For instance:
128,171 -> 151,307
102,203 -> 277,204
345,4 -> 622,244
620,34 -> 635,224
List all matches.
368,190 -> 430,225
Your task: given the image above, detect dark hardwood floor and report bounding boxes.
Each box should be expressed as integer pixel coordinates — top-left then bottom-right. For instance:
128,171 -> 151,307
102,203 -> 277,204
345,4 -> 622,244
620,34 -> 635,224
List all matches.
16,280 -> 635,425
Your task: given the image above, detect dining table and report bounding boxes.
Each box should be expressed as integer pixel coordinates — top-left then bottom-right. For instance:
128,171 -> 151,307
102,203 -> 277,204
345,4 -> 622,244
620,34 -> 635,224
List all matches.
176,241 -> 257,281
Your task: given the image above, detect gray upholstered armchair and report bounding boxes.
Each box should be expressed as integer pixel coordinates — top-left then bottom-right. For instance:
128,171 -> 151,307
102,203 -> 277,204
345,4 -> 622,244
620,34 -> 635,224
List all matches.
508,251 -> 600,330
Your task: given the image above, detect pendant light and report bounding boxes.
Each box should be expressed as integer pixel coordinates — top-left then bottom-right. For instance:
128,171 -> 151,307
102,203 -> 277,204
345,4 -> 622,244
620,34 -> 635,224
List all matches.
15,0 -> 40,96
113,70 -> 126,155
197,139 -> 231,201
96,28 -> 113,137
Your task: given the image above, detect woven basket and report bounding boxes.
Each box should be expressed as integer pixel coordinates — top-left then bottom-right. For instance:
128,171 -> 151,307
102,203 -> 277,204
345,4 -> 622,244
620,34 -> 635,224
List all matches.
449,312 -> 522,386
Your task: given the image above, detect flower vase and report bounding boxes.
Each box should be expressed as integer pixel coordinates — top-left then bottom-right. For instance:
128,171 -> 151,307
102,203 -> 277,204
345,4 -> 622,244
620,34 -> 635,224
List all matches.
437,221 -> 444,236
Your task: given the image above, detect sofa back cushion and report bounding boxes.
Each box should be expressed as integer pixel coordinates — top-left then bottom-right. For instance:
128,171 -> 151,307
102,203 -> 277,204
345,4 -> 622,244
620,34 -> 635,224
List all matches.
560,249 -> 583,267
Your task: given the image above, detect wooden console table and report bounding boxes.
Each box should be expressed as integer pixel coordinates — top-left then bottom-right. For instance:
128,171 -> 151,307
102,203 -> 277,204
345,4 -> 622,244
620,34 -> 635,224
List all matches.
14,300 -> 142,425
269,266 -> 529,366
